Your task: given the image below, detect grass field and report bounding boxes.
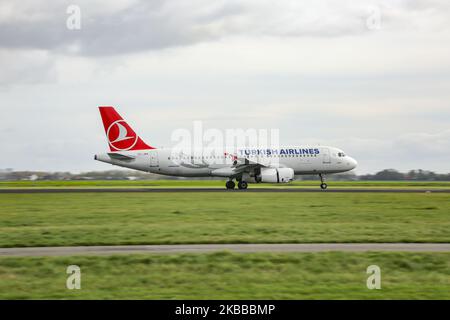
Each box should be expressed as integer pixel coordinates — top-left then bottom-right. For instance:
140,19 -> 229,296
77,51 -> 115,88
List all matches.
0,251 -> 448,299
0,192 -> 448,247
0,185 -> 448,300
1,180 -> 450,188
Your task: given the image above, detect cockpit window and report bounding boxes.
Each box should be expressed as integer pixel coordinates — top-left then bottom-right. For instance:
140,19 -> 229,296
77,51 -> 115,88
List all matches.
338,152 -> 346,157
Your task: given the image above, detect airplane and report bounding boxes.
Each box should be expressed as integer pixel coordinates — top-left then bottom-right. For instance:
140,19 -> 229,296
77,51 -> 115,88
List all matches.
94,106 -> 357,189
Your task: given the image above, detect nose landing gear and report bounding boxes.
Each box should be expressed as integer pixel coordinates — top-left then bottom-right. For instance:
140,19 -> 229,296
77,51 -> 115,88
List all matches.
319,174 -> 328,190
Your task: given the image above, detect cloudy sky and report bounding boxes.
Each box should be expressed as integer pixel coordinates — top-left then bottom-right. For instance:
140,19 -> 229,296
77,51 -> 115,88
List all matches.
0,0 -> 449,174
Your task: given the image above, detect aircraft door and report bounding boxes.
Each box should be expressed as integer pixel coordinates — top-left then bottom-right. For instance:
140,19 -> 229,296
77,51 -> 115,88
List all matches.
150,150 -> 159,167
322,148 -> 331,164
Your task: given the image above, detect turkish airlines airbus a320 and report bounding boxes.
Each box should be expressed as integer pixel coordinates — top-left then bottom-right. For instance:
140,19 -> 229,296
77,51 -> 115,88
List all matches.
94,106 -> 357,189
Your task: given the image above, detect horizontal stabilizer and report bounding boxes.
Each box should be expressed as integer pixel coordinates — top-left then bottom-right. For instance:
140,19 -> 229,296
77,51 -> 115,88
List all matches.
107,153 -> 136,161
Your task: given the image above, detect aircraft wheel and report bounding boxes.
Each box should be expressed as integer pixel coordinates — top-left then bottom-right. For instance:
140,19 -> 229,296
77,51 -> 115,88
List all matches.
320,183 -> 328,190
238,181 -> 248,190
226,180 -> 235,189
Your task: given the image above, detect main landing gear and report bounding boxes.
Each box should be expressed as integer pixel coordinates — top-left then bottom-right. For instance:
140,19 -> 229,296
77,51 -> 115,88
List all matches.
238,180 -> 248,190
226,180 -> 235,189
225,179 -> 248,190
319,174 -> 328,190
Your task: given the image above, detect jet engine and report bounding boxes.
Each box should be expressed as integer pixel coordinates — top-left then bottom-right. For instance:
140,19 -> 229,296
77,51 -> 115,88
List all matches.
255,167 -> 294,183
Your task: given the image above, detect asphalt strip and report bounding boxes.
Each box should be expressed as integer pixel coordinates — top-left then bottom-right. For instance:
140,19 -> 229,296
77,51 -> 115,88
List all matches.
0,243 -> 449,257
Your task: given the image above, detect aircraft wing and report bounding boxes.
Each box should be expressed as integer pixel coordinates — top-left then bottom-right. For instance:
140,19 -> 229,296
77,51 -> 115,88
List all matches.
224,152 -> 270,174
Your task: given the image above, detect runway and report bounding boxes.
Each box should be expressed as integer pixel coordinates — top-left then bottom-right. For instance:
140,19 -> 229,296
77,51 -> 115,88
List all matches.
0,243 -> 449,257
1,188 -> 449,193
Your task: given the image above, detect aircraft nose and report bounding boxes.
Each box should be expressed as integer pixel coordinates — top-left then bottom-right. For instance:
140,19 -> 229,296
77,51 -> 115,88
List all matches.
348,157 -> 358,169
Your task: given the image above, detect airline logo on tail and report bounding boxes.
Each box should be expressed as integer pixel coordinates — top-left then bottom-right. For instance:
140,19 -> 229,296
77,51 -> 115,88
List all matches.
107,120 -> 137,151
99,106 -> 155,152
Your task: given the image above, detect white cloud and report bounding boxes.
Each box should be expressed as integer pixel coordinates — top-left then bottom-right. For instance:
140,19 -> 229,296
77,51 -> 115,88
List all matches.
327,130 -> 450,174
0,49 -> 56,86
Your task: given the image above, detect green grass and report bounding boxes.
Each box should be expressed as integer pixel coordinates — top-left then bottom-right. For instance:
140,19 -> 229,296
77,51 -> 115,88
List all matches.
1,180 -> 449,188
0,192 -> 448,247
0,252 -> 448,299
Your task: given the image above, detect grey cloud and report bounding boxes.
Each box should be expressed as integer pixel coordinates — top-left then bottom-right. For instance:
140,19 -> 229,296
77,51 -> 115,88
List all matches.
0,0 -> 244,55
1,0 -> 449,56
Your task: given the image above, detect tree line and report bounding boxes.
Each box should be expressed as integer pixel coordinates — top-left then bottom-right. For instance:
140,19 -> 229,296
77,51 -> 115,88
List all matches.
0,168 -> 449,181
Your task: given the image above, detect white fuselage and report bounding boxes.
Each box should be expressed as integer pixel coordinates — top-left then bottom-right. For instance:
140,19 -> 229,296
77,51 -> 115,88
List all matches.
95,146 -> 357,180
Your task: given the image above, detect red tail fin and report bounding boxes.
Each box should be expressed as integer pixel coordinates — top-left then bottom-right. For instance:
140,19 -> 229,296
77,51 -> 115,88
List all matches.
98,106 -> 155,152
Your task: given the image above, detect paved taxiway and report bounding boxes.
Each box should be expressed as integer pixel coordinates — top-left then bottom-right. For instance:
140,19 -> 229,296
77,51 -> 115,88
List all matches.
0,243 -> 449,257
1,188 -> 449,193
